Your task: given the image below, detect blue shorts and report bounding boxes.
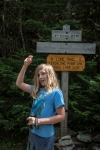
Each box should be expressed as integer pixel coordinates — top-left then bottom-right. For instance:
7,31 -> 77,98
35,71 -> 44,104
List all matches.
30,132 -> 54,150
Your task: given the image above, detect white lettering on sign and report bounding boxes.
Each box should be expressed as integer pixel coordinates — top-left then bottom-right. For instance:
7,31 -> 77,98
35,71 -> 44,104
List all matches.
52,30 -> 82,41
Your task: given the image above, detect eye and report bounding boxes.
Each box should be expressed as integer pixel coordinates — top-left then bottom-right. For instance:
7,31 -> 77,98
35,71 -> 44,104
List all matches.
38,74 -> 40,77
42,72 -> 46,75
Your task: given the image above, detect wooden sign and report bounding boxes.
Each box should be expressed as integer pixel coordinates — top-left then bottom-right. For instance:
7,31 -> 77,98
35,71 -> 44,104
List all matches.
47,54 -> 85,71
37,42 -> 96,54
52,30 -> 82,41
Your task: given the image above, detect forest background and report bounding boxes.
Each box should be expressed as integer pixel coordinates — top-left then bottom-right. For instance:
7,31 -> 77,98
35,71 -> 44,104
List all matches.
0,0 -> 100,150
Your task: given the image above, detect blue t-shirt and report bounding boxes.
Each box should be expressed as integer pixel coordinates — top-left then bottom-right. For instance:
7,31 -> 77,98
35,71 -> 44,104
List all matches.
30,85 -> 64,138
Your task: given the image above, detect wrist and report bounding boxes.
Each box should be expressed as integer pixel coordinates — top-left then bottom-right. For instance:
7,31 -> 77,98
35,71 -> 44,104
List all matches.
22,65 -> 28,70
38,118 -> 41,124
35,117 -> 39,129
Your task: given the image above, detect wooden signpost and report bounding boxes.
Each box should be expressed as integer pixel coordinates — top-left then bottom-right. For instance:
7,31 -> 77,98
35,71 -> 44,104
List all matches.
37,24 -> 96,137
52,30 -> 82,41
37,42 -> 96,54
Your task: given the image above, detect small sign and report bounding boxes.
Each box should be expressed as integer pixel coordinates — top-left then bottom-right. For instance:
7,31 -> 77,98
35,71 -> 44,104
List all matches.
52,30 -> 82,41
37,42 -> 96,54
47,54 -> 85,71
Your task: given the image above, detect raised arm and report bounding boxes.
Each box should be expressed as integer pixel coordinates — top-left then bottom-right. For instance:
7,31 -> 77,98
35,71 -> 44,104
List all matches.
16,55 -> 33,93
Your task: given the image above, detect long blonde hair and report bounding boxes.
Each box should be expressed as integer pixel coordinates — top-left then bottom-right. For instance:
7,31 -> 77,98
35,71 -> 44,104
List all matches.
32,64 -> 60,99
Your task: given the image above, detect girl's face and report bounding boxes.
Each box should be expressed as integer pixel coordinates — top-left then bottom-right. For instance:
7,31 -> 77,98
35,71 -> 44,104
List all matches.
38,68 -> 48,87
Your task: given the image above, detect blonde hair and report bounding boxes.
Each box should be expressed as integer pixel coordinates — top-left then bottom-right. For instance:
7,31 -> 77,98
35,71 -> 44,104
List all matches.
32,64 -> 60,99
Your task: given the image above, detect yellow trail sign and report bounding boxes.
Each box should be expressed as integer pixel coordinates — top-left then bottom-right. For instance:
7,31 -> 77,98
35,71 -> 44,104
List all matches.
47,54 -> 85,71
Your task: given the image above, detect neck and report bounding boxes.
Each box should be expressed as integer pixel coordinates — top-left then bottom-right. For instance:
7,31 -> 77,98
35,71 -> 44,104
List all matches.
39,86 -> 45,89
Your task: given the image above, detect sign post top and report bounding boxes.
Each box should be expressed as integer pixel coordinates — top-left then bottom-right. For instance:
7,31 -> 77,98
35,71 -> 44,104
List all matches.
36,24 -> 96,55
63,24 -> 70,30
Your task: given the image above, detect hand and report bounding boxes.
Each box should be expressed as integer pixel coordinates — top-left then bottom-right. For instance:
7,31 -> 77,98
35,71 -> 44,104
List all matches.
27,116 -> 35,125
24,55 -> 33,67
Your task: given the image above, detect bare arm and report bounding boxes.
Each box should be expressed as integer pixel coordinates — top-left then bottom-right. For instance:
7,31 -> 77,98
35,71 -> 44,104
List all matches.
27,105 -> 65,125
39,105 -> 65,124
16,55 -> 33,93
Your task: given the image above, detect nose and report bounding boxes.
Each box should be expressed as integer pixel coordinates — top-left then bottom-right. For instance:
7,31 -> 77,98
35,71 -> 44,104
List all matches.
39,74 -> 42,78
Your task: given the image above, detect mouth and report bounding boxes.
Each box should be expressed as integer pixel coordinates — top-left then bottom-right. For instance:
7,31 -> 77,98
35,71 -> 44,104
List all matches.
40,80 -> 45,85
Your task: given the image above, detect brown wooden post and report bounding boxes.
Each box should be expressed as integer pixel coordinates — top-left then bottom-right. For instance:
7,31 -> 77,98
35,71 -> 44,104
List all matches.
60,25 -> 70,136
60,72 -> 69,136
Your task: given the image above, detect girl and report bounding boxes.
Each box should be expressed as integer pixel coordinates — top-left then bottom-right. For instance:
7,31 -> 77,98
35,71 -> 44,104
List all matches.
16,55 -> 65,150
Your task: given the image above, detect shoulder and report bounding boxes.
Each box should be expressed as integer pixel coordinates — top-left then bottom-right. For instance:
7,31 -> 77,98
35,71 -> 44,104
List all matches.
30,85 -> 34,93
53,88 -> 63,94
52,88 -> 64,106
52,88 -> 63,97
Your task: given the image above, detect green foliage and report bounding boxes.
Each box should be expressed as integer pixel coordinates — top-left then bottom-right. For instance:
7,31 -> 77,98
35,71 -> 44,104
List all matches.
68,61 -> 100,132
96,41 -> 100,47
0,140 -> 25,150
